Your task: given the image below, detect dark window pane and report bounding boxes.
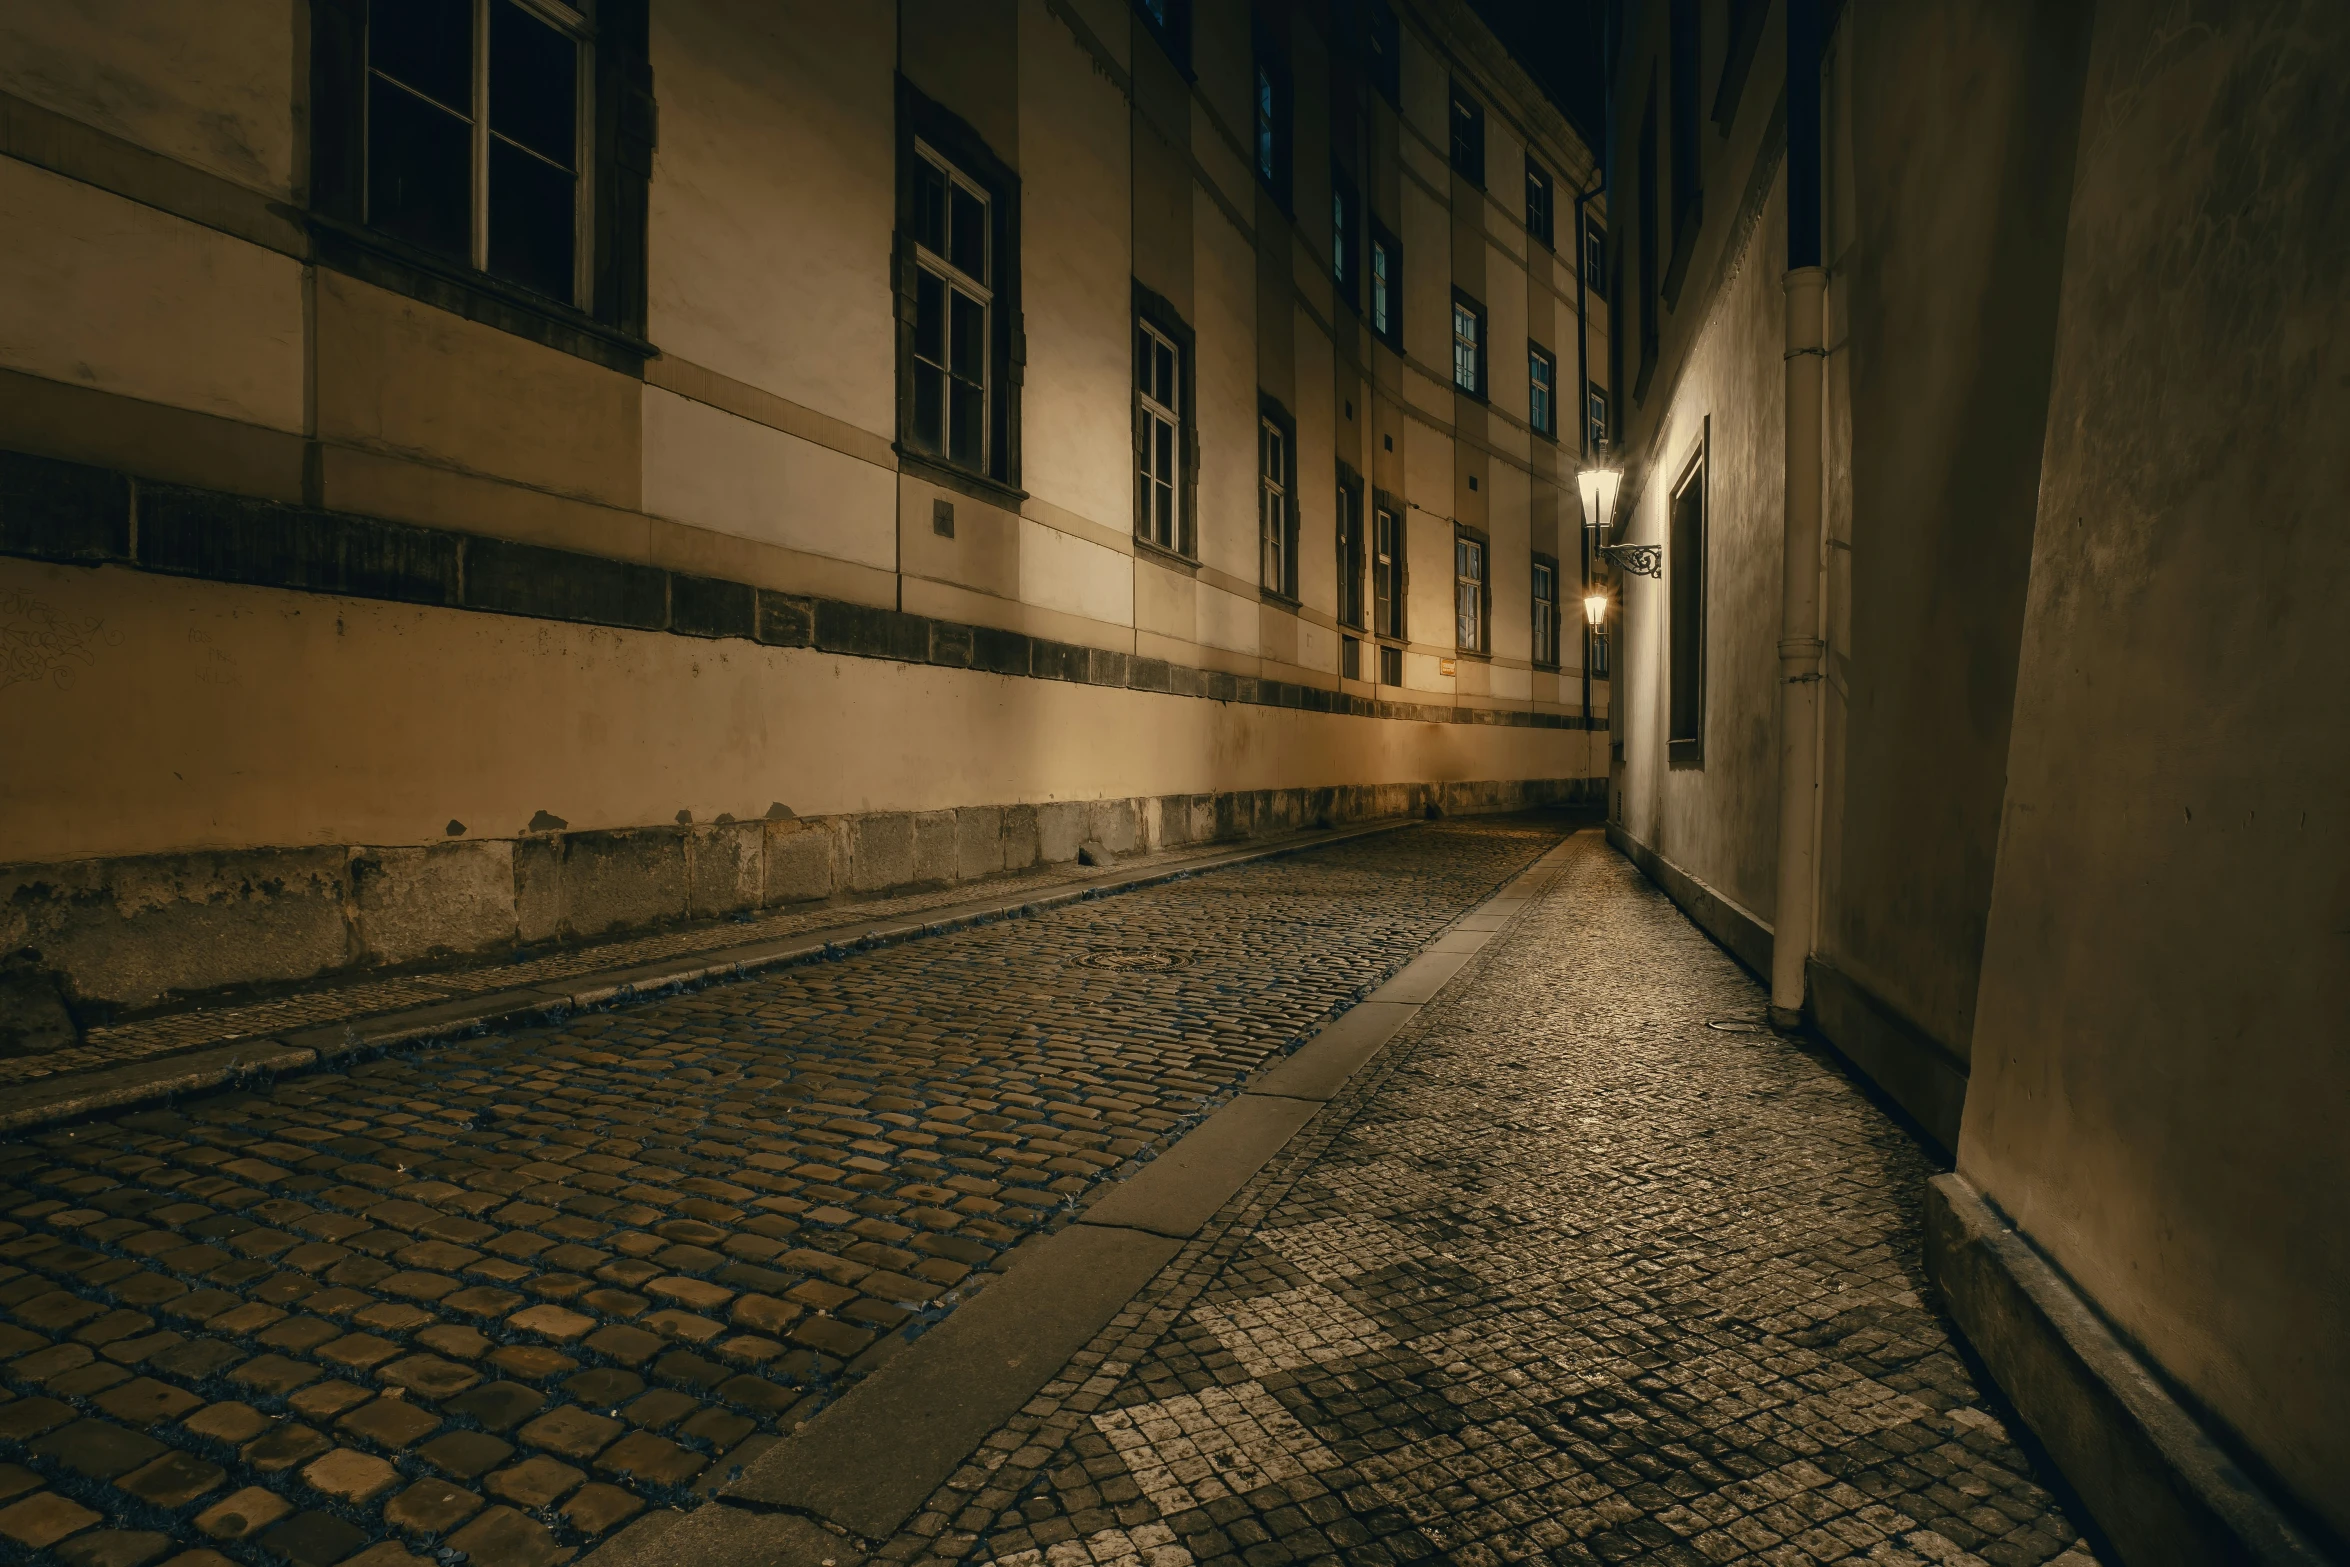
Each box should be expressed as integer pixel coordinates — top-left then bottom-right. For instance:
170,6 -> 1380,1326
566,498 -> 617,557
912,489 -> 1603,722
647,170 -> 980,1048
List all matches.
1154,343 -> 1175,405
371,0 -> 473,112
488,137 -> 575,298
913,364 -> 944,452
949,378 -> 983,467
915,272 -> 945,364
490,0 -> 576,167
368,75 -> 471,262
915,161 -> 948,255
948,289 -> 985,380
949,186 -> 985,280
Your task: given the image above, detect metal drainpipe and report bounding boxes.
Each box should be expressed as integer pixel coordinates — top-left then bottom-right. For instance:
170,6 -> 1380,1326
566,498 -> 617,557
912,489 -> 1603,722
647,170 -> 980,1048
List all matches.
1771,0 -> 1827,1027
1572,175 -> 1602,731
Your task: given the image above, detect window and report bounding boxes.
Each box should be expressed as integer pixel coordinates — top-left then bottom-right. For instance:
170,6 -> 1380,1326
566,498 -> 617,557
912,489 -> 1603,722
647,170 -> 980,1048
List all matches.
1259,409 -> 1297,597
1454,530 -> 1488,653
1452,292 -> 1486,398
1668,434 -> 1708,761
1363,0 -> 1400,104
1133,0 -> 1191,71
1587,383 -> 1611,450
1529,345 -> 1557,438
362,0 -> 589,305
1369,224 -> 1402,348
897,85 -> 1020,490
1331,168 -> 1359,309
1584,222 -> 1606,293
1254,42 -> 1291,207
1532,556 -> 1559,668
1448,81 -> 1485,185
1525,158 -> 1554,248
1336,475 -> 1366,630
1137,322 -> 1182,550
1588,622 -> 1610,679
1373,502 -> 1406,650
909,143 -> 993,472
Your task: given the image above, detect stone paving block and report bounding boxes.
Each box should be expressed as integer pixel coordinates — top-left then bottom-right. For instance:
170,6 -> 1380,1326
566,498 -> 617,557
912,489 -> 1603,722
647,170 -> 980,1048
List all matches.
117,1449 -> 229,1510
192,1485 -> 291,1541
446,1505 -> 565,1567
0,1489 -> 103,1548
242,1423 -> 332,1472
258,1509 -> 371,1567
519,1405 -> 624,1461
441,1382 -> 546,1432
55,1527 -> 174,1567
382,1478 -> 483,1536
486,1455 -> 585,1509
421,1430 -> 516,1480
302,1447 -> 401,1504
561,1481 -> 646,1536
33,1417 -> 167,1480
335,1397 -> 442,1450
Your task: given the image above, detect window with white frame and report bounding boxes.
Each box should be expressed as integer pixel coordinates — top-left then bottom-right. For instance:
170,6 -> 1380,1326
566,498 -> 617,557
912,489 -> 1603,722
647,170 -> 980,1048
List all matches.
365,0 -> 592,305
1259,416 -> 1294,596
1137,320 -> 1182,551
1455,530 -> 1487,652
1587,382 -> 1611,451
1370,226 -> 1401,346
909,142 -> 991,471
1452,293 -> 1486,397
1532,556 -> 1560,667
1530,345 -> 1557,437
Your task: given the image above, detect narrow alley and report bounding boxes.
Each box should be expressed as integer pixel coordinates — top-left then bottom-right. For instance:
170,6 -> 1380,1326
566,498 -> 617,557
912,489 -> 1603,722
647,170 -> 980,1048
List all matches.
0,822 -> 2088,1567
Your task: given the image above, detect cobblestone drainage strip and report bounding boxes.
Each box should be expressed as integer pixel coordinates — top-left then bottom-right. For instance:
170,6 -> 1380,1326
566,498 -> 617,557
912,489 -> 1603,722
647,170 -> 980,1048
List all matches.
1077,948 -> 1189,970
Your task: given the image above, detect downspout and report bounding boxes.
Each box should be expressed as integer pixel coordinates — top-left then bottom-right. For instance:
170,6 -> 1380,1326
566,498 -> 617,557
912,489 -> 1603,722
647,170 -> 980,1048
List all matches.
1771,0 -> 1826,1026
1573,174 -> 1602,730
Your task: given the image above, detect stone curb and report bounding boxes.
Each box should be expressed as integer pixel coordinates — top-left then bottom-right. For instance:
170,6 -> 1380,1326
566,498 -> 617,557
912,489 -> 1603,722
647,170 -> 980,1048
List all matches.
579,830 -> 1591,1566
0,818 -> 1426,1139
1925,1173 -> 2330,1567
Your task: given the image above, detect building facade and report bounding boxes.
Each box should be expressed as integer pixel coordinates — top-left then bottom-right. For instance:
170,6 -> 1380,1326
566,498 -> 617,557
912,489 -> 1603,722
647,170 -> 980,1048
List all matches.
1601,0 -> 2348,1556
0,0 -> 1610,1020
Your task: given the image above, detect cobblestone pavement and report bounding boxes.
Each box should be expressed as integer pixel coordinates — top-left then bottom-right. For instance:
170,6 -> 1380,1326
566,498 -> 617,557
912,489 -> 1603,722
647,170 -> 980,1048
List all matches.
0,817 -> 1567,1567
878,835 -> 2097,1567
16,828 -> 1352,1091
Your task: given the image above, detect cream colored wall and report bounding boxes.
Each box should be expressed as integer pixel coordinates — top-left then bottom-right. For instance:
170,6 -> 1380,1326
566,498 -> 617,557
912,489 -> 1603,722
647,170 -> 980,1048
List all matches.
0,556 -> 1595,867
0,0 -> 299,197
0,157 -> 304,433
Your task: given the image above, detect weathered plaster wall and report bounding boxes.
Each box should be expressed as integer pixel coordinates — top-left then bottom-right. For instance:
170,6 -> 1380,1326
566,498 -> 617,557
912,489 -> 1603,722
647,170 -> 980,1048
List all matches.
1961,0 -> 2350,1535
1614,180 -> 1787,929
1813,0 -> 2092,1064
0,556 -> 1593,868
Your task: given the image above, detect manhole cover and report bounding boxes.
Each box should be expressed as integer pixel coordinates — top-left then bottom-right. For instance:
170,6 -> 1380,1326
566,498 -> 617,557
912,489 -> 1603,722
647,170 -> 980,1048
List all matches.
1080,947 -> 1185,970
1705,1018 -> 1772,1034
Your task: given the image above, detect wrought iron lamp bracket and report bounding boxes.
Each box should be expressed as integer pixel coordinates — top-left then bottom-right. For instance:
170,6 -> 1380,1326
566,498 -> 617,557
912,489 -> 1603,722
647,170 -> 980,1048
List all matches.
1598,542 -> 1663,578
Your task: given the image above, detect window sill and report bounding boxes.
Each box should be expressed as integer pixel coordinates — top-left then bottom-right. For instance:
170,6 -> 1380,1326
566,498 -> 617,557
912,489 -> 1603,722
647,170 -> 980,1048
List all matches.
1451,648 -> 1491,663
1260,586 -> 1301,609
896,449 -> 1026,510
1668,738 -> 1705,769
1134,535 -> 1199,575
310,217 -> 656,376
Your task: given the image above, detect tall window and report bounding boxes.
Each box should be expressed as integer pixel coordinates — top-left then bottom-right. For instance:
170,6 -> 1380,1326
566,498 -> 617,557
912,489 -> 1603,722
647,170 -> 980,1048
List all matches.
1254,46 -> 1291,207
1373,503 -> 1405,684
1259,415 -> 1296,597
1525,158 -> 1554,248
1669,437 -> 1708,760
1364,0 -> 1400,104
909,143 -> 991,471
1336,479 -> 1366,629
1136,321 -> 1182,551
1529,345 -> 1557,437
364,0 -> 589,305
1370,225 -> 1401,347
1448,81 -> 1485,185
1584,222 -> 1606,294
1454,530 -> 1488,652
1667,0 -> 1703,302
1532,556 -> 1559,667
1587,383 -> 1611,450
1332,169 -> 1359,308
1452,293 -> 1486,397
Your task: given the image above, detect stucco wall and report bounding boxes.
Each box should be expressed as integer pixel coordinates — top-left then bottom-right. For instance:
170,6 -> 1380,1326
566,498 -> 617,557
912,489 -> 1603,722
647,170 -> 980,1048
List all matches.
1813,0 -> 2092,1064
1614,181 -> 1787,930
1960,0 -> 2350,1535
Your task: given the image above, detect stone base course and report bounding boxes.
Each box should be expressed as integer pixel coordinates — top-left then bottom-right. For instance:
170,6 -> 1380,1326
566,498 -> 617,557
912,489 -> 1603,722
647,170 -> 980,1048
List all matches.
3,779 -> 1598,1040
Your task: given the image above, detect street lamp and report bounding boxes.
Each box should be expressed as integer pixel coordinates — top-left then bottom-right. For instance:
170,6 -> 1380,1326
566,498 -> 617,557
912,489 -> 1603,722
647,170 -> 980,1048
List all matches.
1583,591 -> 1608,630
1578,447 -> 1661,578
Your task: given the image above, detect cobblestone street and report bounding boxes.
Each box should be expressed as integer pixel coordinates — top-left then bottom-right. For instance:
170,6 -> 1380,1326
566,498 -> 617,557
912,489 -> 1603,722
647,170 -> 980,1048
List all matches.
0,818 -> 1566,1567
879,836 -> 2097,1567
